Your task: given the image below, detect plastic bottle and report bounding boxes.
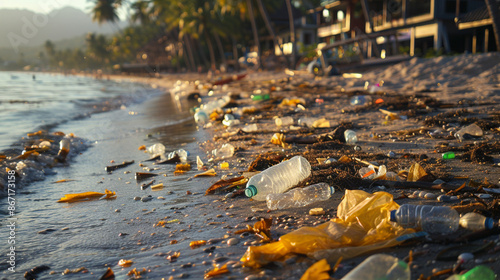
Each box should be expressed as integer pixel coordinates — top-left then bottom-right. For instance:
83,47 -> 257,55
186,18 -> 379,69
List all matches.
194,111 -> 209,125
442,152 -> 455,159
222,114 -> 240,127
341,254 -> 410,280
390,204 -> 460,234
245,155 -> 311,201
266,183 -> 334,210
168,149 -> 189,163
459,212 -> 494,231
275,116 -> 294,127
344,129 -> 358,144
349,95 -> 372,106
445,265 -> 495,280
147,143 -> 166,157
55,138 -> 71,163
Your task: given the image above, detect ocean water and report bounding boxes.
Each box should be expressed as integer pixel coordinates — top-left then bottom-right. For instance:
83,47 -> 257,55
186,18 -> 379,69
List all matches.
0,72 -> 159,150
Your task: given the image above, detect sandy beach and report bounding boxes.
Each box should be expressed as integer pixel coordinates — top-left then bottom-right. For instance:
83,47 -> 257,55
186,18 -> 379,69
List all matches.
3,52 -> 500,279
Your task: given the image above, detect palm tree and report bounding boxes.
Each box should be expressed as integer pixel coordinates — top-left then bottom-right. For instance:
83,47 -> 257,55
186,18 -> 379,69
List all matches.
90,0 -> 121,25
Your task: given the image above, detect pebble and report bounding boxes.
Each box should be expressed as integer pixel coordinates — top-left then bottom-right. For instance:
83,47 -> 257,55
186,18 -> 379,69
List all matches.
354,145 -> 362,151
476,194 -> 492,199
424,193 -> 438,200
115,209 -> 121,213
37,229 -> 56,234
208,238 -> 223,244
387,151 -> 396,158
133,196 -> 141,201
157,196 -> 166,200
227,238 -> 239,246
141,196 -> 153,202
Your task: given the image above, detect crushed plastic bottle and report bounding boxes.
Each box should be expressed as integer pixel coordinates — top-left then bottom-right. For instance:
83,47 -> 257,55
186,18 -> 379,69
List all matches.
344,129 -> 358,144
459,212 -> 494,231
390,204 -> 459,234
213,143 -> 234,159
275,116 -> 294,127
445,265 -> 495,280
168,149 -> 189,162
194,111 -> 209,125
245,155 -> 311,201
147,143 -> 165,158
455,123 -> 483,142
341,254 -> 410,280
266,183 -> 334,210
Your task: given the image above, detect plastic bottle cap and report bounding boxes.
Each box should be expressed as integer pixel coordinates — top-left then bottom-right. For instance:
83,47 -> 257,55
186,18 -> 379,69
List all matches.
329,186 -> 335,195
390,210 -> 396,222
485,217 -> 494,229
245,185 -> 257,198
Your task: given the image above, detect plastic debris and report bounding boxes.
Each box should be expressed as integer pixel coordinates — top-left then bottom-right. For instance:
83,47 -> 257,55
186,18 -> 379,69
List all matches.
275,116 -> 294,127
146,143 -> 165,158
245,155 -> 311,201
174,163 -> 191,174
118,259 -> 133,267
445,265 -> 495,280
390,204 -> 459,233
151,183 -> 164,190
189,240 -> 206,248
407,162 -> 428,182
266,183 -> 334,210
58,189 -> 116,203
350,95 -> 372,106
213,143 -> 235,159
105,160 -> 134,172
194,168 -> 217,178
300,259 -> 331,280
341,254 -> 409,280
204,264 -> 230,278
442,152 -> 456,159
459,212 -> 494,231
98,267 -> 114,280
196,156 -> 204,170
240,190 -> 414,267
455,123 -> 483,142
344,130 -> 357,144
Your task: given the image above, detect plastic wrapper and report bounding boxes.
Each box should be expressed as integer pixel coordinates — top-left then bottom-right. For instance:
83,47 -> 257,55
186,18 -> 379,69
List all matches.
58,189 -> 116,203
240,190 -> 415,267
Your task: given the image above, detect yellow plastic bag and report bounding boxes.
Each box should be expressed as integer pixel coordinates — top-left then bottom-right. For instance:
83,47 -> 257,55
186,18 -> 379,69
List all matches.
240,190 -> 415,267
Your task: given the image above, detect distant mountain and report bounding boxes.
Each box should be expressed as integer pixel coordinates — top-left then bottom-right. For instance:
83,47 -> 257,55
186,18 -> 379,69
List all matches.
0,6 -> 127,49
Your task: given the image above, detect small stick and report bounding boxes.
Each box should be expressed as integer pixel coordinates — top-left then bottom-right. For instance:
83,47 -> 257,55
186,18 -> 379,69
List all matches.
105,160 -> 134,172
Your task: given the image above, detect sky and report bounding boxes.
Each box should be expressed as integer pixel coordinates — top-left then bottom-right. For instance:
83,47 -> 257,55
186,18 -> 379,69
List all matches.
0,0 -> 129,19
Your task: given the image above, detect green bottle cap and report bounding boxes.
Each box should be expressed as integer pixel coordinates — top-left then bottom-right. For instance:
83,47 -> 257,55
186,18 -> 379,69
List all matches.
245,185 -> 257,197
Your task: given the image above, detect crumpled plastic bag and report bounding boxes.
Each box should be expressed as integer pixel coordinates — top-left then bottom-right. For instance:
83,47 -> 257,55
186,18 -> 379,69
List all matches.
240,190 -> 415,267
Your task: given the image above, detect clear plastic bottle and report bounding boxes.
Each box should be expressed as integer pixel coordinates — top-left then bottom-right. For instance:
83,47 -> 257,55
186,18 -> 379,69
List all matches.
194,111 -> 209,125
55,138 -> 71,162
245,155 -> 311,201
459,212 -> 494,231
266,183 -> 334,210
275,116 -> 294,127
445,265 -> 495,280
297,117 -> 316,128
390,204 -> 460,234
341,254 -> 410,280
344,129 -> 358,144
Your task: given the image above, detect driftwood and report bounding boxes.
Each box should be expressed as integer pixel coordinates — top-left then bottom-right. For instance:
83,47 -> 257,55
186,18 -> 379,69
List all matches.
105,160 -> 134,172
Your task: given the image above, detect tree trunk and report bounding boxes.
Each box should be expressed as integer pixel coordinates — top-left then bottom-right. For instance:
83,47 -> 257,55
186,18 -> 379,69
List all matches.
204,32 -> 217,71
183,36 -> 196,72
285,0 -> 296,69
256,0 -> 288,66
214,32 -> 228,71
231,35 -> 240,72
485,0 -> 500,51
246,0 -> 262,69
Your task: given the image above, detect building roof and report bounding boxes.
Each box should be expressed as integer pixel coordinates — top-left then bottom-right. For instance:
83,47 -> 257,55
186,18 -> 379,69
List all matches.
457,6 -> 490,24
